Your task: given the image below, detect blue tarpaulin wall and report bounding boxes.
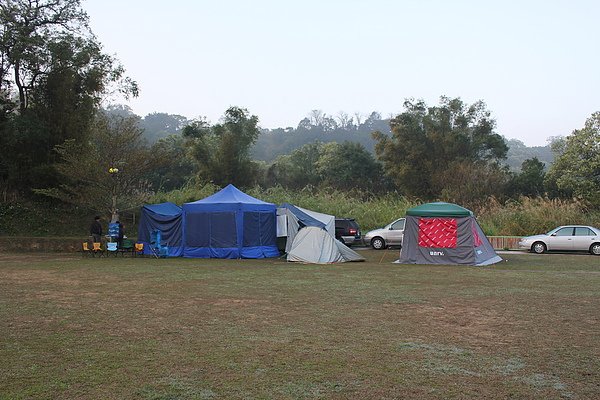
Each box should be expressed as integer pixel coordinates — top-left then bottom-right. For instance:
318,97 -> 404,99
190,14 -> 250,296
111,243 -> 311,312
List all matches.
137,202 -> 184,257
182,184 -> 279,259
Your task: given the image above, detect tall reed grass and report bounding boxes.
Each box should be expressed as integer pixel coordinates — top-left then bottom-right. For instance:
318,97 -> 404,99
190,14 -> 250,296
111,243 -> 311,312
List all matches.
151,184 -> 416,231
151,185 -> 600,236
476,197 -> 600,236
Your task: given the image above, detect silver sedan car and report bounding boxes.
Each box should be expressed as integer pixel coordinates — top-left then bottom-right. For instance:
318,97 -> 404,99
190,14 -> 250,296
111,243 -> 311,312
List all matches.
363,218 -> 406,250
518,225 -> 600,255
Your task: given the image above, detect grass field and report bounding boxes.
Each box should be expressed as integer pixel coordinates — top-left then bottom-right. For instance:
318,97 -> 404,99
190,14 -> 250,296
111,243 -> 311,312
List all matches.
1,251 -> 599,399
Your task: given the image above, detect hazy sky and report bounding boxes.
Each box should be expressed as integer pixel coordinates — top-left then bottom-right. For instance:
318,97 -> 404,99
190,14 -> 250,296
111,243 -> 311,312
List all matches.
84,0 -> 599,146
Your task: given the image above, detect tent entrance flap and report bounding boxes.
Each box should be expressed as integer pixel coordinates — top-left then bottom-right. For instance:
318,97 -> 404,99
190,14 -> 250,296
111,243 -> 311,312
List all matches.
137,202 -> 183,257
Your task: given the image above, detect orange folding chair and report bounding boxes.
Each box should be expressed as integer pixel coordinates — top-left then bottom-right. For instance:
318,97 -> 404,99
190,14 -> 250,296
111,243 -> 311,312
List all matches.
134,243 -> 144,257
92,242 -> 104,257
82,242 -> 92,257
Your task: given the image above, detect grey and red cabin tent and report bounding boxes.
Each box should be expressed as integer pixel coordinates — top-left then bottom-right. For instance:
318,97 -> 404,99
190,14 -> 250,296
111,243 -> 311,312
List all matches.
397,202 -> 502,266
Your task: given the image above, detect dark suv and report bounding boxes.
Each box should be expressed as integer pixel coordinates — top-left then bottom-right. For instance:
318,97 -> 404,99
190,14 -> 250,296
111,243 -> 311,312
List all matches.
335,218 -> 361,246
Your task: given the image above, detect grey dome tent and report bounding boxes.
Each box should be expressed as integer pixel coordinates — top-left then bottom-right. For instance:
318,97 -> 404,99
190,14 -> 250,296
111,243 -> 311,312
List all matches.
277,203 -> 335,253
287,226 -> 365,264
397,202 -> 502,266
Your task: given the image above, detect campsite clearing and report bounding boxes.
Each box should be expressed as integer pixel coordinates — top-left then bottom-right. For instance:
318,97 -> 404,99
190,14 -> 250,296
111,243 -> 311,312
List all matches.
1,251 -> 599,399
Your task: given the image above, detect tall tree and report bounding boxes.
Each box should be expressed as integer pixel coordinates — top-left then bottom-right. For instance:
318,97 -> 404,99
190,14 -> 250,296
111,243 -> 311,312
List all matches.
267,141 -> 324,189
140,112 -> 189,143
148,134 -> 196,191
0,0 -> 137,197
373,97 -> 508,198
432,160 -> 509,207
509,157 -> 546,197
335,111 -> 354,130
545,112 -> 600,207
183,107 -> 261,187
35,113 -> 166,217
316,141 -> 384,192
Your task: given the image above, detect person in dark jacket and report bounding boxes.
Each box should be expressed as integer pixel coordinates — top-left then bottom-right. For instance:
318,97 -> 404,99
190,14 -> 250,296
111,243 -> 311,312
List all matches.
90,216 -> 103,243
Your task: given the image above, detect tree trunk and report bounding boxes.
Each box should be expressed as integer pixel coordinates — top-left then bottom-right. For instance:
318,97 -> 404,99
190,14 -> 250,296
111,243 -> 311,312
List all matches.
111,191 -> 119,222
14,62 -> 26,113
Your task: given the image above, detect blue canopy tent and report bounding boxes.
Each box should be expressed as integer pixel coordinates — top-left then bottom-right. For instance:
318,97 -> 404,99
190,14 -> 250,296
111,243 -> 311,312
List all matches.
137,202 -> 183,257
182,184 -> 279,259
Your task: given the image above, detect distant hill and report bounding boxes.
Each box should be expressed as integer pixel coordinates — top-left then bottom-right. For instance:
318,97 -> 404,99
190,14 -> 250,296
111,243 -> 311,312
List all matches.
103,105 -> 189,144
104,105 -> 554,171
504,139 -> 554,171
252,112 -> 391,161
252,122 -> 554,171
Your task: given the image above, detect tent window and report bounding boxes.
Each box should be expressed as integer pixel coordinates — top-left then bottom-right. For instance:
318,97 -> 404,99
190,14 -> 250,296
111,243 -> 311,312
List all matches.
243,212 -> 276,247
243,212 -> 261,247
260,212 -> 276,245
185,213 -> 210,247
418,218 -> 457,248
185,212 -> 237,248
210,212 -> 237,248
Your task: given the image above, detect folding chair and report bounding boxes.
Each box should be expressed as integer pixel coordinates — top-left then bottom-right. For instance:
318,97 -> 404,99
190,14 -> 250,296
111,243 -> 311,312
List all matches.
150,230 -> 162,258
106,242 -> 118,257
81,242 -> 92,257
92,242 -> 104,257
120,239 -> 134,256
150,243 -> 160,258
134,243 -> 144,257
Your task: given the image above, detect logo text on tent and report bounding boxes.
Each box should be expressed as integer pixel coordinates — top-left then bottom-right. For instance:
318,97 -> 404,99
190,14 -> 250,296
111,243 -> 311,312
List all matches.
429,250 -> 445,256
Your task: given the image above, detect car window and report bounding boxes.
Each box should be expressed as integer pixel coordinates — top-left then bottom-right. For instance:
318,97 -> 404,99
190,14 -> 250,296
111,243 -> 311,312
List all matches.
391,219 -> 405,230
574,227 -> 593,236
555,227 -> 573,236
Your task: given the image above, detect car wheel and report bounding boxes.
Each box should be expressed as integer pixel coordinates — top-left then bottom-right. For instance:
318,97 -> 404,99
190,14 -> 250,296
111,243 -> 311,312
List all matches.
532,242 -> 546,254
371,237 -> 386,250
590,243 -> 600,256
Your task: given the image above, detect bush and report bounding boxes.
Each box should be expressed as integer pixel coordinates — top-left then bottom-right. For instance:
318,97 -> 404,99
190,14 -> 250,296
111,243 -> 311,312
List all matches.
0,200 -> 89,236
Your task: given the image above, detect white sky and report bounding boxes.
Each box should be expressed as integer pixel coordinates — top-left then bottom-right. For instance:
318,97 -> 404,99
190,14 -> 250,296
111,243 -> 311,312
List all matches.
84,0 -> 600,146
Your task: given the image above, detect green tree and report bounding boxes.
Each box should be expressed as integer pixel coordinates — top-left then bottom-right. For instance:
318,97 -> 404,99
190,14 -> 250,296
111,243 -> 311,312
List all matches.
35,114 -> 166,218
266,141 -> 324,189
433,161 -> 510,208
148,134 -> 196,191
509,157 -> 546,197
373,97 -> 508,198
316,141 -> 384,191
1,0 -> 136,112
140,112 -> 189,143
183,107 -> 260,187
0,0 -> 137,197
545,112 -> 600,207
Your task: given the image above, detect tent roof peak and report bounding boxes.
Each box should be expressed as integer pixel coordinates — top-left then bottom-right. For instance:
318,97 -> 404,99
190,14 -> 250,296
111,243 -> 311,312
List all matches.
406,202 -> 473,217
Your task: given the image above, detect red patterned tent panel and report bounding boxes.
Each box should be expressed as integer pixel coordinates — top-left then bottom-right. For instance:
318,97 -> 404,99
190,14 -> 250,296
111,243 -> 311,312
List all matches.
418,218 -> 457,248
